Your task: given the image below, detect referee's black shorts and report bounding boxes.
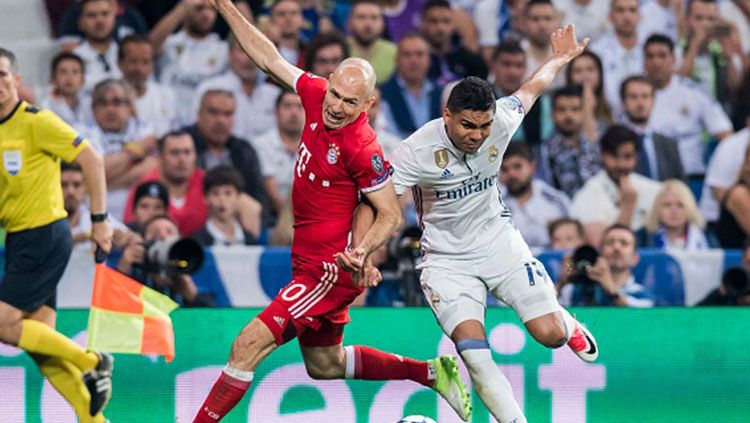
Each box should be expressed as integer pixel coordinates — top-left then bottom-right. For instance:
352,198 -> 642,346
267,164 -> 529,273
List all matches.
0,219 -> 73,312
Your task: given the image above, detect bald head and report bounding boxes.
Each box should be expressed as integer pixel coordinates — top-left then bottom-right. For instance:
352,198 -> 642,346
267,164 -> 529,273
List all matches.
322,58 -> 377,129
332,58 -> 376,96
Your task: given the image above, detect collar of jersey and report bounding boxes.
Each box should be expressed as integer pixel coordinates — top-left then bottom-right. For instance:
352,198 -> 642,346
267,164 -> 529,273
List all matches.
0,100 -> 23,125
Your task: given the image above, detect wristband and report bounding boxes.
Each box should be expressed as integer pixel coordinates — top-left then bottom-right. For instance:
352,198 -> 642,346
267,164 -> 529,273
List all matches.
90,212 -> 108,223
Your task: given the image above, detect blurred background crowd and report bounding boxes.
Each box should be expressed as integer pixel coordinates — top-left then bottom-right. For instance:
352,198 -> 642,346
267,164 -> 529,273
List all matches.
3,0 -> 750,308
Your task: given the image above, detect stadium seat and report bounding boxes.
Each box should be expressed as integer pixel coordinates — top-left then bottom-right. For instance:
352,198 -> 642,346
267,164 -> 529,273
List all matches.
0,0 -> 51,41
0,0 -> 55,88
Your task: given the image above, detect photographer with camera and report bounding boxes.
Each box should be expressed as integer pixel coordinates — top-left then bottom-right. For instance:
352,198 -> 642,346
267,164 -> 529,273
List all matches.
118,214 -> 213,307
697,238 -> 750,306
559,224 -> 655,307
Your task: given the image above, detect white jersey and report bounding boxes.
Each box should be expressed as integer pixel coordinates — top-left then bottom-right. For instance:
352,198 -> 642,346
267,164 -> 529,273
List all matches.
158,31 -> 228,125
391,96 -> 525,261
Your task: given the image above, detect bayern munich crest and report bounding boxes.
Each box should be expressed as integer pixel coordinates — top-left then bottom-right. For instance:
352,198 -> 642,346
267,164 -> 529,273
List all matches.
327,144 -> 340,164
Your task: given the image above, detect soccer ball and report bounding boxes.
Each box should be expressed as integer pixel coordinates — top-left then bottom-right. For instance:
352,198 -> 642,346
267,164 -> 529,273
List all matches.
397,416 -> 438,423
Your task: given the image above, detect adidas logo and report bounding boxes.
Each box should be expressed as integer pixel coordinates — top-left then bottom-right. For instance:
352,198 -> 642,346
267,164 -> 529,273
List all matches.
310,122 -> 318,131
440,169 -> 453,179
273,316 -> 285,327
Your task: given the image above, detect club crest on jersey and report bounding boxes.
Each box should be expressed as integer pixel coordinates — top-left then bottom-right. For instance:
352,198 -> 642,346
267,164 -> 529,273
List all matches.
310,122 -> 318,131
371,153 -> 384,174
327,144 -> 340,164
488,146 -> 499,162
434,148 -> 449,169
3,150 -> 21,176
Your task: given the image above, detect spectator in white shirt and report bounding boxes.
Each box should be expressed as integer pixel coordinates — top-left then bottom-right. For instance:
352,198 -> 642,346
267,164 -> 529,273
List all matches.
500,142 -> 571,248
552,0 -> 610,40
638,0 -> 681,43
520,0 -> 564,88
40,52 -> 93,128
84,79 -> 159,220
151,0 -> 229,125
118,35 -> 177,136
252,90 -> 304,215
700,116 -> 750,222
571,124 -> 662,246
192,35 -> 280,140
589,0 -> 644,110
643,34 -> 733,177
73,0 -> 123,92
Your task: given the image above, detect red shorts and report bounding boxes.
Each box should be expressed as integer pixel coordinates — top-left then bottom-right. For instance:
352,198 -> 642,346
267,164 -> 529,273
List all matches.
257,270 -> 362,348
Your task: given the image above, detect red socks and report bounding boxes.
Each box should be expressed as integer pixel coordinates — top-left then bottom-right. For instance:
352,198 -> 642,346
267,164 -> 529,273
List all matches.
344,345 -> 434,387
194,369 -> 253,422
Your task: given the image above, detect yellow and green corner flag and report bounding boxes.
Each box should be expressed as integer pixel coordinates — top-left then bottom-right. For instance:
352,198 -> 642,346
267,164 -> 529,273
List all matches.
87,264 -> 178,362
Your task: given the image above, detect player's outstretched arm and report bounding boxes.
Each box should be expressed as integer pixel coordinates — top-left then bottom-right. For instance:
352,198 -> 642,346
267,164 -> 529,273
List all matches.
513,24 -> 588,112
211,0 -> 302,88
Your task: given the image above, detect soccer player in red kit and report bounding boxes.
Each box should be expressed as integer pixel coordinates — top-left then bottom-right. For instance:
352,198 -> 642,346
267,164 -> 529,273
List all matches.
193,1 -> 472,422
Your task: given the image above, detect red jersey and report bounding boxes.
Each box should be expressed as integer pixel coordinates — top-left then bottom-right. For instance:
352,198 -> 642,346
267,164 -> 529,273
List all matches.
291,73 -> 391,284
123,168 -> 207,236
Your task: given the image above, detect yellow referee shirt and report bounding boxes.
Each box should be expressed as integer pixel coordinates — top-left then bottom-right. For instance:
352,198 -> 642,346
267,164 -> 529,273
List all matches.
0,101 -> 89,233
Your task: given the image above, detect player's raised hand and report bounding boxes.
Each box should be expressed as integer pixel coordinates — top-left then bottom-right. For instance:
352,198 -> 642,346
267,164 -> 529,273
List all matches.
551,24 -> 589,63
335,246 -> 366,273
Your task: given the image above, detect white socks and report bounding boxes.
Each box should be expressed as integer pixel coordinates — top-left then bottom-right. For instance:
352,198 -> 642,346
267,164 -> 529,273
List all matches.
460,348 -> 527,423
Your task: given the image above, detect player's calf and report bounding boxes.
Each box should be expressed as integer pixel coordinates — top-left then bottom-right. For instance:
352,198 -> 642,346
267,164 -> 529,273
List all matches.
301,346 -> 346,380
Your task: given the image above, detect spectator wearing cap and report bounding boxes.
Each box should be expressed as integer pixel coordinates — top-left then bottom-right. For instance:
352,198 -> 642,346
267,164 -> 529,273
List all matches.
128,180 -> 169,233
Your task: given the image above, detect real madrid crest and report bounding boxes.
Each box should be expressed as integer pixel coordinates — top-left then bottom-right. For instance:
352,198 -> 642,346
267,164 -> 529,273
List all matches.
434,148 -> 449,169
327,144 -> 340,164
488,146 -> 499,163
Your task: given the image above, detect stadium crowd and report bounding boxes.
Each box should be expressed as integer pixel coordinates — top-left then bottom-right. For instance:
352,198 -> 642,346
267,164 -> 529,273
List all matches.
5,0 -> 750,307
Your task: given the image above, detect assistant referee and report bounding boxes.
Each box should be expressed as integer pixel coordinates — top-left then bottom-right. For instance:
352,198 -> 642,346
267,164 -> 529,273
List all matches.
0,47 -> 114,422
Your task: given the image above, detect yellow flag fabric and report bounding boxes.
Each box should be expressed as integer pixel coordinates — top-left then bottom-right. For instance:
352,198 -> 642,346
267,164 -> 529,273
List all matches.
87,264 -> 178,362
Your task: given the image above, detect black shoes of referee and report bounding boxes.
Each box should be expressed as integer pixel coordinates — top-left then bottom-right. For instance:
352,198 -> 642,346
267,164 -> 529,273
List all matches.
83,351 -> 114,416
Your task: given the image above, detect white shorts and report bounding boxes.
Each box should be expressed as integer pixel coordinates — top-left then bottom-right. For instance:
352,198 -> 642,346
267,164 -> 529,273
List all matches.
420,229 -> 562,336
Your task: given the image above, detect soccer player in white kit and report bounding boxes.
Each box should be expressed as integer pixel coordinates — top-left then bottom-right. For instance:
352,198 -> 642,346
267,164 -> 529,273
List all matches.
388,26 -> 599,423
